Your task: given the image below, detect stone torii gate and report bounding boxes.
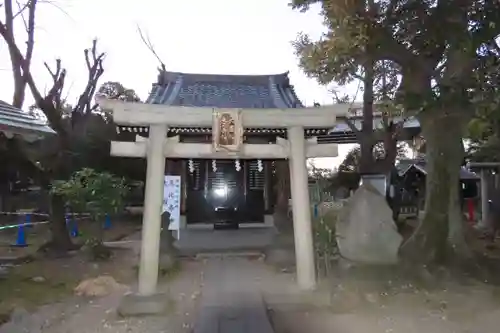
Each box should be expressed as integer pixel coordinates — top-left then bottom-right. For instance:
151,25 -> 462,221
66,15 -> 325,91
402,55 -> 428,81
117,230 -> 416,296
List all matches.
98,98 -> 342,296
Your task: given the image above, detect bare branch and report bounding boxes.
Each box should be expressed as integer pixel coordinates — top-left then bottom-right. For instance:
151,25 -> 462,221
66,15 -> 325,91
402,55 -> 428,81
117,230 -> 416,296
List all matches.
43,58 -> 66,109
136,24 -> 166,71
0,21 -> 43,106
344,117 -> 360,134
1,0 -> 38,108
73,39 -> 105,116
13,0 -> 30,20
24,0 -> 36,77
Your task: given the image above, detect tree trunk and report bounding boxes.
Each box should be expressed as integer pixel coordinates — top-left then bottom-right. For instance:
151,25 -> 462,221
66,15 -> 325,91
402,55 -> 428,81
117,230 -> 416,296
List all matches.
359,58 -> 375,174
447,139 -> 473,258
39,174 -> 74,252
47,192 -> 74,251
401,114 -> 464,265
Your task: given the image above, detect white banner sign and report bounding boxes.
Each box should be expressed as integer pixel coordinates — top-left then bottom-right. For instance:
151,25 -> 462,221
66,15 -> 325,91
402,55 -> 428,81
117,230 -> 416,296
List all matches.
163,175 -> 181,231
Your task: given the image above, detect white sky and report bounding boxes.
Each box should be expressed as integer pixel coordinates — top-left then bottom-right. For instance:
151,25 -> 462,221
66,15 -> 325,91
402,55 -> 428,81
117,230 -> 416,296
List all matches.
0,0 -> 357,168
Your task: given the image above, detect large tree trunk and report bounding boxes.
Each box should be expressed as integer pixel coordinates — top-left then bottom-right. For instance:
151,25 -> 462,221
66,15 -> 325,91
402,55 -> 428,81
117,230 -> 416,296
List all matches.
447,139 -> 473,259
401,114 -> 464,265
39,174 -> 74,252
47,192 -> 74,251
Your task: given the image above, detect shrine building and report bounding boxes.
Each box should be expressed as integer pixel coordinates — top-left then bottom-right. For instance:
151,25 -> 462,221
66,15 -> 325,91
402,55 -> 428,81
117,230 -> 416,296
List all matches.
99,69 -> 421,293
113,70 -> 339,228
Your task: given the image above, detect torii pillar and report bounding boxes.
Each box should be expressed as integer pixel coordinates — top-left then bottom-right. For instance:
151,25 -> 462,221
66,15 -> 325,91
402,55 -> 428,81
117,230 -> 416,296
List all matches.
288,126 -> 316,290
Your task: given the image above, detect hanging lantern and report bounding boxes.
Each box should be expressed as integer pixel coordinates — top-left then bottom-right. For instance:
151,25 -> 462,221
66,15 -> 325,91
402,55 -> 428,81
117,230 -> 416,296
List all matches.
212,159 -> 217,172
235,159 -> 241,172
188,159 -> 195,174
257,159 -> 263,172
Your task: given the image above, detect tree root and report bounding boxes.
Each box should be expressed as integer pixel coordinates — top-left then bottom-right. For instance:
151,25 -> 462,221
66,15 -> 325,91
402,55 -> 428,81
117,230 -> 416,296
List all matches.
84,240 -> 113,261
37,240 -> 81,257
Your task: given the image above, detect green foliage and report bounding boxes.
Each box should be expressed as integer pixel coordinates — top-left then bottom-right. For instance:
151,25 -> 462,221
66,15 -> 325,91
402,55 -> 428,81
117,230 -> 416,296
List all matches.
50,168 -> 129,222
466,59 -> 500,161
312,206 -> 339,277
338,143 -> 407,173
292,0 -> 500,263
98,81 -> 141,102
292,0 -> 500,113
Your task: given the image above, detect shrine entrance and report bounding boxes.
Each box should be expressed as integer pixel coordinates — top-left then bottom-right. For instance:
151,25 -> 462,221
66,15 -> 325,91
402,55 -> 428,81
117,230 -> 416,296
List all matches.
99,98 -> 342,295
187,159 -> 254,225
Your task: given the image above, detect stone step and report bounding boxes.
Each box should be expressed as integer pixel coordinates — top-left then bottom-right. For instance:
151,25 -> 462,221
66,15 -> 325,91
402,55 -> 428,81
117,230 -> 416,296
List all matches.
195,252 -> 264,259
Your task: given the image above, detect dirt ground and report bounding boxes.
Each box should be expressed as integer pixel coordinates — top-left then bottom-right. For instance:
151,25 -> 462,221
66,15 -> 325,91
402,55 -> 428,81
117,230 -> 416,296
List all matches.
0,219 -> 141,323
2,215 -> 500,333
2,242 -> 500,333
267,237 -> 500,333
268,277 -> 500,333
0,235 -> 204,333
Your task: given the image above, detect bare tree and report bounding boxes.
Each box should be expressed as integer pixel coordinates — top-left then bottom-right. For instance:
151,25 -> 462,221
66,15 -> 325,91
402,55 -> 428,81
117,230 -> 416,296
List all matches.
1,0 -> 36,108
0,0 -> 106,252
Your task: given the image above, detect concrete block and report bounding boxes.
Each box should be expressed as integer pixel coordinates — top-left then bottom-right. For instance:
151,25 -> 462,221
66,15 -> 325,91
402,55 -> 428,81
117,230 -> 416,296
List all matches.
117,293 -> 173,317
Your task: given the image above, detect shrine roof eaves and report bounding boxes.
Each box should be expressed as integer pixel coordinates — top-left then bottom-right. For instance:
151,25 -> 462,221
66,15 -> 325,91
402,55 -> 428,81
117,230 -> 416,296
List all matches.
0,100 -> 56,140
146,70 -> 303,109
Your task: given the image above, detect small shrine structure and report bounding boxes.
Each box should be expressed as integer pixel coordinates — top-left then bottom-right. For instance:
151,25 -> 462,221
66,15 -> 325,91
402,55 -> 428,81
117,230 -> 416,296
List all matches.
98,70 -> 345,295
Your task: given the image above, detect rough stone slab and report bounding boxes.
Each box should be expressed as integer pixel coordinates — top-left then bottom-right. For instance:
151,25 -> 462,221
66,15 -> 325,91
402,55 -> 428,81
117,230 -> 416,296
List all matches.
336,184 -> 403,264
117,293 -> 172,317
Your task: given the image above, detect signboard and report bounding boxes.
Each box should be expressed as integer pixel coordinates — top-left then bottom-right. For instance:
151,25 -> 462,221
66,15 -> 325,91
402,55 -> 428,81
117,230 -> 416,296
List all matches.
163,175 -> 181,236
212,109 -> 243,152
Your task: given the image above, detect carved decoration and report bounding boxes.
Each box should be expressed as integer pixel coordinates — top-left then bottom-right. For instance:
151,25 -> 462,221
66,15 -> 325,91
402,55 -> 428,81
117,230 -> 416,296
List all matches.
212,109 -> 243,152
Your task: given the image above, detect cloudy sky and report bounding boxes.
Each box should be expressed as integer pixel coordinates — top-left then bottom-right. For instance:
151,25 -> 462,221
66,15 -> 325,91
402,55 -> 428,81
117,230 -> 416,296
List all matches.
0,0 -> 358,167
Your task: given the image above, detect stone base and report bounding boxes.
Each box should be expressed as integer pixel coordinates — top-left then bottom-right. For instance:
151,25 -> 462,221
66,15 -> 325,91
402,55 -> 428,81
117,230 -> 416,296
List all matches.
117,293 -> 172,317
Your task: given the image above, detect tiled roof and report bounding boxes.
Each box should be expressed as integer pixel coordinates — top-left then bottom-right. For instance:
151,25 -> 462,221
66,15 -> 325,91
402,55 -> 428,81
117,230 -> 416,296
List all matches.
397,158 -> 479,180
146,71 -> 303,109
0,100 -> 55,141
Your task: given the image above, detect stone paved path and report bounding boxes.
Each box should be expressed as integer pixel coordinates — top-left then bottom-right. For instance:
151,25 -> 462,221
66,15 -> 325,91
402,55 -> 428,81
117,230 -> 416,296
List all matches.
193,256 -> 275,333
174,228 -> 276,256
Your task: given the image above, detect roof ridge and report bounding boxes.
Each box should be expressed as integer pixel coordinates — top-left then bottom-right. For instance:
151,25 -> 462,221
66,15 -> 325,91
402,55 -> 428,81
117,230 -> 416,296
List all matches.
156,70 -> 291,86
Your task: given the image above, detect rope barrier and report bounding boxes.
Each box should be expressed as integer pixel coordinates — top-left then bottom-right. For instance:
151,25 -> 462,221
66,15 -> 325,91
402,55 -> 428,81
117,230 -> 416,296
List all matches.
0,211 -> 48,216
0,211 -> 91,217
1,213 -> 112,245
0,216 -> 90,231
0,221 -> 50,231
